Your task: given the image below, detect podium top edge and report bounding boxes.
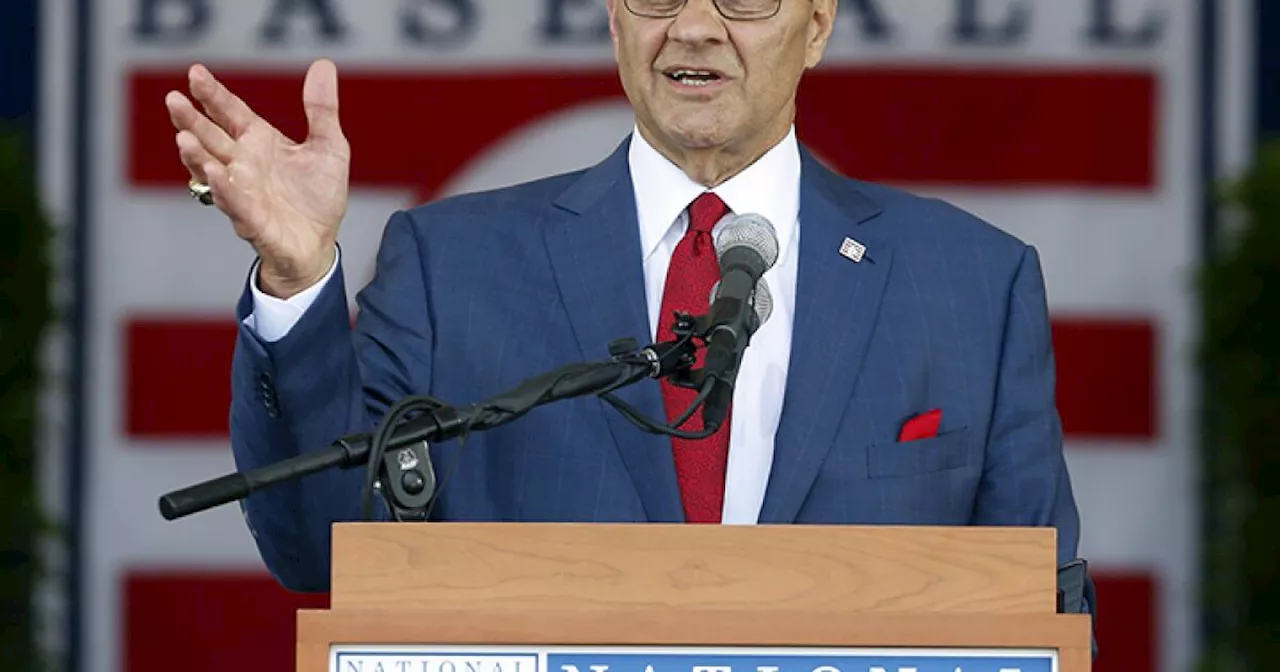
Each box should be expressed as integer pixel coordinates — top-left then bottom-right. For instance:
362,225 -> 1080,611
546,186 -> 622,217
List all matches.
332,521 -> 1058,536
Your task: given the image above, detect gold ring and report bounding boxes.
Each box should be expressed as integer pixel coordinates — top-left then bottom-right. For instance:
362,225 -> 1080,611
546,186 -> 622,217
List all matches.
188,178 -> 214,206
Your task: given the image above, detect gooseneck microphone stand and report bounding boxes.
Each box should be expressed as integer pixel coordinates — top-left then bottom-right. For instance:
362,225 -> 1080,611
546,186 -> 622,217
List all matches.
158,312 -> 728,523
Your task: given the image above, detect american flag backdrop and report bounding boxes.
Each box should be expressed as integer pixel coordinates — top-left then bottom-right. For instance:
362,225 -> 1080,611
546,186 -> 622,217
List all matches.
35,0 -> 1257,671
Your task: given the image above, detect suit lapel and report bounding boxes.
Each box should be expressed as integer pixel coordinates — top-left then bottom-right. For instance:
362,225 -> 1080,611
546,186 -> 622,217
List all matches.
758,150 -> 893,524
541,138 -> 685,522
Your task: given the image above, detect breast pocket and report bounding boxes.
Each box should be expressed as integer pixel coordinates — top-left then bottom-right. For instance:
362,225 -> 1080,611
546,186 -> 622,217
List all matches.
865,427 -> 974,479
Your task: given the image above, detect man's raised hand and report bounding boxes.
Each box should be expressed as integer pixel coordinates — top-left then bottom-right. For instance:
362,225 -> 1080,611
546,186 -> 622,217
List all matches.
166,58 -> 351,298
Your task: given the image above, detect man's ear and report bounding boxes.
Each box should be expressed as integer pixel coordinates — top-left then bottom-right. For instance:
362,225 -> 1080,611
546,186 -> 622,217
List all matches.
606,0 -> 623,59
607,0 -> 620,41
805,0 -> 838,69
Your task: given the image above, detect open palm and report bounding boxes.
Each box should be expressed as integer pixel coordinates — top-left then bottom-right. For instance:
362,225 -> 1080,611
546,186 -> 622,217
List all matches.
166,59 -> 350,297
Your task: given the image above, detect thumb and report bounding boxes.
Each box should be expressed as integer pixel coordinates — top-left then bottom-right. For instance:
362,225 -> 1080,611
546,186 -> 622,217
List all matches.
302,58 -> 344,146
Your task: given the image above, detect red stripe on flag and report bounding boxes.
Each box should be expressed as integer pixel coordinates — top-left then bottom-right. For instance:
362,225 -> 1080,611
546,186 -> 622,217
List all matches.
1051,318 -> 1157,439
796,68 -> 1156,188
121,569 -> 1155,672
123,315 -> 1156,441
123,571 -> 327,672
127,66 -> 1155,194
1092,571 -> 1158,672
125,318 -> 237,438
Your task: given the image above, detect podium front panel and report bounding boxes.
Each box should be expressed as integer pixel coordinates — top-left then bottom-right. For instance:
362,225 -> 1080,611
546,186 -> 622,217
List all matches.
325,644 -> 1058,672
296,609 -> 1091,672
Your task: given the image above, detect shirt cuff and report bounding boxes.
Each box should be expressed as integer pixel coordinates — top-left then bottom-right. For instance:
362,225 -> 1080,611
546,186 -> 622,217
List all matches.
243,247 -> 341,343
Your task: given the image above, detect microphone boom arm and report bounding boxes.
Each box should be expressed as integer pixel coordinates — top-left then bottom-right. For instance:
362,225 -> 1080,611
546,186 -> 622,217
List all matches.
157,330 -> 701,522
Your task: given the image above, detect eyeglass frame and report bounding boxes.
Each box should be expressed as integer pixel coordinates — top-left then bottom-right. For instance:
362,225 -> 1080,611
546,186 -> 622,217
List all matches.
622,0 -> 783,22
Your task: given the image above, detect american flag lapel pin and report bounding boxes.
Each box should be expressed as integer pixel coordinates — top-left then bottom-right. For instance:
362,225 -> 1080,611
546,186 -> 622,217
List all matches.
839,237 -> 866,263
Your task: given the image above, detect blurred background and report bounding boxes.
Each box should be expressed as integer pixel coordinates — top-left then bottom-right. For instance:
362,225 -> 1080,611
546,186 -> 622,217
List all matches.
1,0 -> 1277,670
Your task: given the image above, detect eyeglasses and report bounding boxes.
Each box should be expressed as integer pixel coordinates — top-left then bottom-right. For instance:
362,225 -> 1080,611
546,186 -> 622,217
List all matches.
623,0 -> 782,21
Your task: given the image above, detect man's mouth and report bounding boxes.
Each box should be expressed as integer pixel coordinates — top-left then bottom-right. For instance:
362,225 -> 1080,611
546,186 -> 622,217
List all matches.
663,68 -> 725,86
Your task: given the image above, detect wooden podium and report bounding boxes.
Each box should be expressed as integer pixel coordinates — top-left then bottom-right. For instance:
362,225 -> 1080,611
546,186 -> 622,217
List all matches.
296,522 -> 1091,671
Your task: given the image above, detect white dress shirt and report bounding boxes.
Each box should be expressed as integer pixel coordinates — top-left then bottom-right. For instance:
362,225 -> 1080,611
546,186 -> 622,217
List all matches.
246,126 -> 802,524
627,127 -> 800,523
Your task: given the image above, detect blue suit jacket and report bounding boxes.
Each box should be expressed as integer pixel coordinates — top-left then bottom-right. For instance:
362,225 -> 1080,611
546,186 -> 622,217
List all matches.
230,138 -> 1087,600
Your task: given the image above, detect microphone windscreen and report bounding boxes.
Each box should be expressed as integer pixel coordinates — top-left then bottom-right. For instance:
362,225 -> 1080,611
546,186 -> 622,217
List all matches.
708,277 -> 774,327
715,213 -> 779,270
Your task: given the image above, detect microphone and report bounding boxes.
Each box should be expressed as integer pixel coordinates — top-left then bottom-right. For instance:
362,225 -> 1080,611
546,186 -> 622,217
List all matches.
700,213 -> 780,429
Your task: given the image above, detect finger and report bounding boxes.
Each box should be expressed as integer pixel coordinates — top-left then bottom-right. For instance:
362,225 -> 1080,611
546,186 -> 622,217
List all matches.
188,63 -> 258,139
203,160 -> 251,222
166,91 -> 237,162
302,58 -> 345,147
176,130 -> 220,183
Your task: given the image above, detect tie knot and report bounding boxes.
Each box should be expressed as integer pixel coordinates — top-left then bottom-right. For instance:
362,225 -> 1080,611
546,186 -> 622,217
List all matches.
688,192 -> 729,235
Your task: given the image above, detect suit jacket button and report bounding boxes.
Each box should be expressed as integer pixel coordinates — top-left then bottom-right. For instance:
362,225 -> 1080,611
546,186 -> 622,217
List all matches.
258,371 -> 277,410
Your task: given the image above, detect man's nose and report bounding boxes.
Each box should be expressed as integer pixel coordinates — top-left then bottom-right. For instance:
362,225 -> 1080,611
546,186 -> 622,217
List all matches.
666,0 -> 729,45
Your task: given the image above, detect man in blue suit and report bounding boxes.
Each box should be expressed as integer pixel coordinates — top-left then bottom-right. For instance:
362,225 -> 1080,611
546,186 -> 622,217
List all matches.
165,0 -> 1087,603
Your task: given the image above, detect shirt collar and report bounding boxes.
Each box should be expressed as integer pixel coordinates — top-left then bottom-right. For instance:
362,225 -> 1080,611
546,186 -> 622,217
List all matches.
628,125 -> 801,263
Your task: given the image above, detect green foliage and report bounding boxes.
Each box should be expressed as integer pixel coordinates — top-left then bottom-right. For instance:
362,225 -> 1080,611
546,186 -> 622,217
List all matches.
1200,138 -> 1280,671
0,125 -> 53,672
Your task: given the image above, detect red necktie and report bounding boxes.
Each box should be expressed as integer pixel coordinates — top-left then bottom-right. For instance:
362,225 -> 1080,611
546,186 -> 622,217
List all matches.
656,192 -> 731,523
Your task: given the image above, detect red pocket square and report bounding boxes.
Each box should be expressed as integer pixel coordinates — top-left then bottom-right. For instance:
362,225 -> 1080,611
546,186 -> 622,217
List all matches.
898,408 -> 942,442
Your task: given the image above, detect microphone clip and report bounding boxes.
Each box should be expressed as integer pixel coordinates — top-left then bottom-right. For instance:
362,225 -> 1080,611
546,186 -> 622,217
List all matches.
665,311 -> 711,390
374,439 -> 436,522
607,311 -> 704,387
